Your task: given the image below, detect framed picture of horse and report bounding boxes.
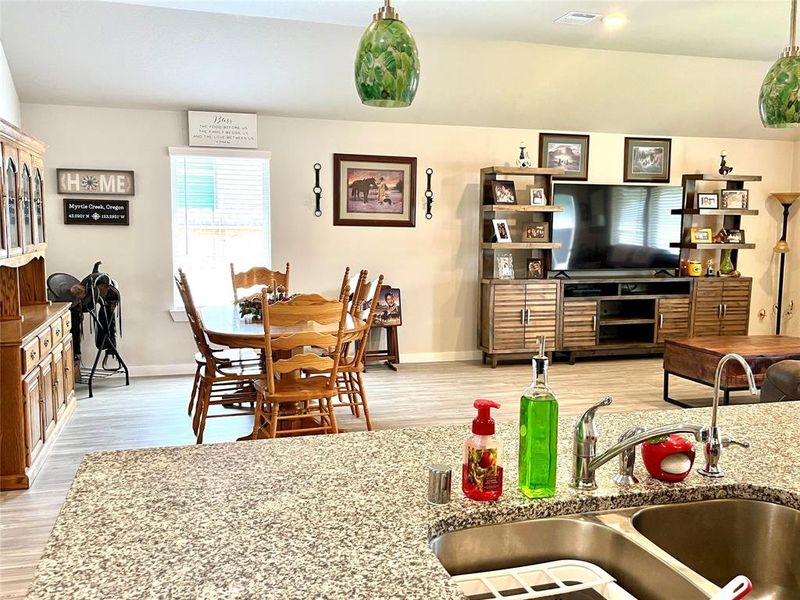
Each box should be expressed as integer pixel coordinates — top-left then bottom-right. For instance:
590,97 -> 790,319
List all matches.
333,154 -> 417,227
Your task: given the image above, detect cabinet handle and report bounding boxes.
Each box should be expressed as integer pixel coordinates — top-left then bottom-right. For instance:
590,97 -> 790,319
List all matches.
520,309 -> 526,325
722,303 -> 727,318
718,304 -> 723,320
43,339 -> 50,348
526,308 -> 532,325
592,315 -> 597,332
659,313 -> 664,329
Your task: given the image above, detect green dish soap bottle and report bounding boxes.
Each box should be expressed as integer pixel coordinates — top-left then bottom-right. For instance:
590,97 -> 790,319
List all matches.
518,336 -> 558,498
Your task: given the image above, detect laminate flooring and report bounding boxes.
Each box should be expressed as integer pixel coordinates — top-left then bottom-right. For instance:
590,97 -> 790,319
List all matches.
0,357 -> 720,599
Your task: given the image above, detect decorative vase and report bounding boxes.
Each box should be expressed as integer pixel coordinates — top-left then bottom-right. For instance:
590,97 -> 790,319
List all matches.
720,249 -> 735,275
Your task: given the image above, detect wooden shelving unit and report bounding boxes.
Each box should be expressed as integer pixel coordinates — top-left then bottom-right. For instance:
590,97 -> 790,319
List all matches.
481,205 -> 564,213
676,173 -> 761,273
481,242 -> 562,250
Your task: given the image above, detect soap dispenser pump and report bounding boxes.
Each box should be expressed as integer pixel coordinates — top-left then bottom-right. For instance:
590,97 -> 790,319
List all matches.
462,399 -> 503,502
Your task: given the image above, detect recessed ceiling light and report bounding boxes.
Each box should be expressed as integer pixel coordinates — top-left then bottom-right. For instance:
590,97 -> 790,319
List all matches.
603,14 -> 629,28
554,11 -> 602,25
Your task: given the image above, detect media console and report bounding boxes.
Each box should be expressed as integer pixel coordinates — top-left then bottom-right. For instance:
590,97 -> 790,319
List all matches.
480,276 -> 752,367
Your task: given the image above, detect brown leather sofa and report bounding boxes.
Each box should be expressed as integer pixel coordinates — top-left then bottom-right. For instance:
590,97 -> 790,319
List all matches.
760,360 -> 800,403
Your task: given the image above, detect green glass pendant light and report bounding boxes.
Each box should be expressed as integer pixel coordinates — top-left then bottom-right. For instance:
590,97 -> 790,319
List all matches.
759,0 -> 800,127
354,0 -> 420,107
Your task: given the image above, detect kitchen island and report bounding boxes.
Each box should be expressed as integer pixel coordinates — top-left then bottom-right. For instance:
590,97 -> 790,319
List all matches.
25,402 -> 800,599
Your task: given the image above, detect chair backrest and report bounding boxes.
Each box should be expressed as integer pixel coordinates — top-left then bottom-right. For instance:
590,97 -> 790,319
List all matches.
338,266 -> 351,303
261,289 -> 350,395
231,262 -> 290,303
175,269 -> 217,369
352,274 -> 384,365
349,269 -> 370,317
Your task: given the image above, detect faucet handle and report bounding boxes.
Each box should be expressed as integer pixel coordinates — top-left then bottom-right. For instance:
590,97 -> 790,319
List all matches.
578,396 -> 613,425
613,427 -> 644,487
722,436 -> 750,449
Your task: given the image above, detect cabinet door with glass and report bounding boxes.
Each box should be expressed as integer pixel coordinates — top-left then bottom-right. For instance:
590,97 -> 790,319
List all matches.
0,142 -> 5,259
18,149 -> 35,252
32,156 -> 46,246
3,143 -> 22,257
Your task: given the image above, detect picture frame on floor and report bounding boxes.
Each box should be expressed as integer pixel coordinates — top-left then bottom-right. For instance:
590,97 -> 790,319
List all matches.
720,189 -> 749,209
333,153 -> 417,227
538,133 -> 589,180
494,252 -> 515,279
623,137 -> 671,183
526,258 -> 545,279
697,192 -> 719,209
492,218 -> 512,242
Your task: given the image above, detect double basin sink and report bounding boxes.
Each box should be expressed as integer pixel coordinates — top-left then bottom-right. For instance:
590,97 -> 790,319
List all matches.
431,498 -> 800,599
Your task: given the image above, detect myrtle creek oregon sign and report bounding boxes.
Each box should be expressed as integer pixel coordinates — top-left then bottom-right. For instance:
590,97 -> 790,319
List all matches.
57,169 -> 135,196
64,199 -> 130,226
188,111 -> 258,148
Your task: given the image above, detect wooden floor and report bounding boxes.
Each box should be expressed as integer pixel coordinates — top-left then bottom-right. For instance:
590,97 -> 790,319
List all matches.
0,356 -> 713,599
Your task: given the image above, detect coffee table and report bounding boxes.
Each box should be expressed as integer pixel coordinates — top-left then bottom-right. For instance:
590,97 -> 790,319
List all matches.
663,335 -> 800,407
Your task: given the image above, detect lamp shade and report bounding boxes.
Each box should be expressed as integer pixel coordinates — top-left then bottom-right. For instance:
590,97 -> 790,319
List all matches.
775,239 -> 791,253
759,55 -> 800,128
355,12 -> 419,108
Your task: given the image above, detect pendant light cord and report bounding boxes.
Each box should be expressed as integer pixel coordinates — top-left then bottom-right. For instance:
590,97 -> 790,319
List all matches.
791,0 -> 797,49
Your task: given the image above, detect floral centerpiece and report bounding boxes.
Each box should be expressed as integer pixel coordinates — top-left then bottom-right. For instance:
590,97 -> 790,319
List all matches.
237,290 -> 299,322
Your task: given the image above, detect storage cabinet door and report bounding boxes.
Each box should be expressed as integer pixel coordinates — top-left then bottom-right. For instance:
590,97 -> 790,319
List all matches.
32,156 -> 45,245
63,337 -> 75,401
18,150 -> 35,252
691,279 -> 723,337
0,142 -> 6,259
524,282 -> 558,351
721,279 -> 751,335
52,344 -> 66,417
562,300 -> 598,349
656,298 -> 691,342
3,144 -> 22,256
39,357 -> 55,440
491,284 -> 526,351
22,368 -> 43,467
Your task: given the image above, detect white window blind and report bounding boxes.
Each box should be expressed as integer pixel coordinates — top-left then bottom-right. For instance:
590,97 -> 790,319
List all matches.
170,148 -> 271,307
610,187 -> 646,246
646,186 -> 682,250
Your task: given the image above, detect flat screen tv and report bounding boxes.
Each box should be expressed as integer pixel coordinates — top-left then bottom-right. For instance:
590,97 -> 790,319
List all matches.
552,183 -> 682,272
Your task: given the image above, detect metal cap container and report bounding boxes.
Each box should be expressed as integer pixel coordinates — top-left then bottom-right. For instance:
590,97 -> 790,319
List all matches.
427,464 -> 452,504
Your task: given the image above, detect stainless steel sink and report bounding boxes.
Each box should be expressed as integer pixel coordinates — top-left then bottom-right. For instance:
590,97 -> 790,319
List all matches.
430,516 -> 708,600
633,499 -> 800,600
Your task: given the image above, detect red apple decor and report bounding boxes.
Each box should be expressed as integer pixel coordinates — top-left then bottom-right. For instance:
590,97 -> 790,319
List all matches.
641,434 -> 696,482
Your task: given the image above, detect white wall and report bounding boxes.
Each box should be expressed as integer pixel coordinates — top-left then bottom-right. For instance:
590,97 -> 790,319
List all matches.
22,103 -> 796,372
0,40 -> 20,126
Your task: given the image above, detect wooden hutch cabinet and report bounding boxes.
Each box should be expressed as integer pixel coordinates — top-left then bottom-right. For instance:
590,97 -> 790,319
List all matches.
0,118 -> 75,490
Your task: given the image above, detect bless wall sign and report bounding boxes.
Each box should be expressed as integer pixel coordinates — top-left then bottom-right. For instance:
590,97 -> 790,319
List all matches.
188,111 -> 258,148
57,169 -> 135,196
64,199 -> 130,226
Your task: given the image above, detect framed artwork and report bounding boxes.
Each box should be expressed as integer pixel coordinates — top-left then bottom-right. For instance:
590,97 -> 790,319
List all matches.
725,229 -> 745,244
523,222 -> 550,242
720,189 -> 749,209
697,192 -> 719,209
57,169 -> 135,196
529,187 -> 547,205
333,154 -> 416,227
494,252 -> 515,279
373,285 -> 402,327
624,137 -> 672,183
489,180 -> 517,204
538,133 -> 589,180
492,218 -> 512,243
526,258 -> 545,279
690,227 -> 713,243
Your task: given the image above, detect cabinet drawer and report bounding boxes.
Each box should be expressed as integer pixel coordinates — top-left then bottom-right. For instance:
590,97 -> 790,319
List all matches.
51,320 -> 65,345
39,329 -> 53,355
21,338 -> 41,374
62,312 -> 72,334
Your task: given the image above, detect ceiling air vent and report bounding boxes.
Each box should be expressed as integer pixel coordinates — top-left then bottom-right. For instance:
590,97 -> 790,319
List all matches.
554,11 -> 601,25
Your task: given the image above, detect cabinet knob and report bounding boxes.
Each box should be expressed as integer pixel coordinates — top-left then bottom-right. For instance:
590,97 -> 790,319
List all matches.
43,339 -> 50,348
29,350 -> 37,360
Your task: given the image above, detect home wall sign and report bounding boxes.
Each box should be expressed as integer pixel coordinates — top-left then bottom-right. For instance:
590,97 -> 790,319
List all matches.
57,169 -> 135,196
188,111 -> 258,148
64,199 -> 130,226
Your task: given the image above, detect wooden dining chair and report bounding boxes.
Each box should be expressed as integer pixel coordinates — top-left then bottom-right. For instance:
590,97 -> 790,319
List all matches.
176,269 -> 263,443
335,274 -> 384,430
338,266 -> 351,303
251,289 -> 350,439
230,262 -> 290,303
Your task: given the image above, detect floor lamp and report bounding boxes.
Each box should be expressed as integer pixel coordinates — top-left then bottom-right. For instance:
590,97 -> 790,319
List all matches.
771,192 -> 799,334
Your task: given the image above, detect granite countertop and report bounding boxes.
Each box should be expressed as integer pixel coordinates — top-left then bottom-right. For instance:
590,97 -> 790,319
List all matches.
26,402 -> 800,599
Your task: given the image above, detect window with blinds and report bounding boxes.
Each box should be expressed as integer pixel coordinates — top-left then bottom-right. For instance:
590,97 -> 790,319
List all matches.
610,186 -> 682,250
170,149 -> 271,307
610,187 -> 646,246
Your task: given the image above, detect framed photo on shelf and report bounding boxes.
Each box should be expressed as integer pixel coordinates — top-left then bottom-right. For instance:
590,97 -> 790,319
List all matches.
725,229 -> 745,244
697,192 -> 719,209
538,133 -> 589,180
623,137 -> 671,183
690,227 -> 713,243
523,222 -> 550,242
494,252 -> 515,279
489,180 -> 517,204
720,189 -> 749,209
529,187 -> 547,205
492,219 -> 512,243
526,258 -> 545,279
333,153 -> 416,227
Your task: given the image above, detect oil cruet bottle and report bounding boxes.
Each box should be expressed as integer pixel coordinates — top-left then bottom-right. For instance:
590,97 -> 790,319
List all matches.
518,336 -> 558,498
